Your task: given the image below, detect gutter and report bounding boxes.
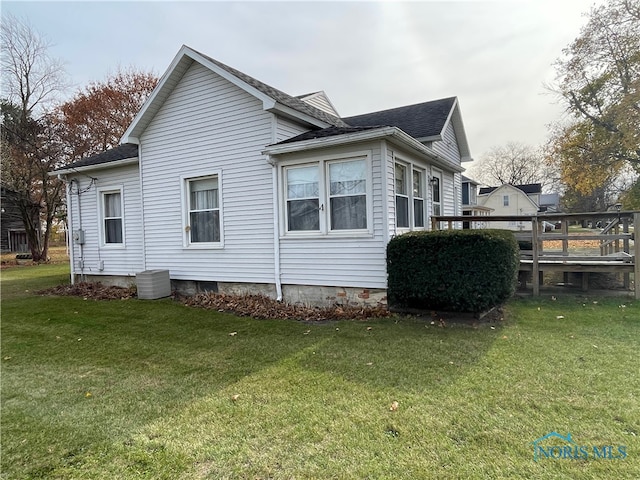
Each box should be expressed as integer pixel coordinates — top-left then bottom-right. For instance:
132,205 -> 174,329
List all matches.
267,153 -> 283,301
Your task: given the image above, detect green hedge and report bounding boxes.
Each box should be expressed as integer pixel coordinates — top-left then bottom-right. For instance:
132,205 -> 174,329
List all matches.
387,229 -> 519,313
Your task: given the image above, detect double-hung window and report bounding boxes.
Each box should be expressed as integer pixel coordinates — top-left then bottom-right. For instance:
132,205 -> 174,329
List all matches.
185,175 -> 221,246
395,164 -> 409,228
329,160 -> 367,230
283,155 -> 370,235
413,169 -> 425,228
99,187 -> 124,246
394,162 -> 426,230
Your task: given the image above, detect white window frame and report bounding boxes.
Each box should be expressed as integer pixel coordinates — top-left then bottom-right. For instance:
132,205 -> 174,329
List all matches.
181,170 -> 224,249
394,158 -> 427,232
503,195 -> 510,207
97,185 -> 125,248
279,152 -> 373,238
431,169 -> 442,218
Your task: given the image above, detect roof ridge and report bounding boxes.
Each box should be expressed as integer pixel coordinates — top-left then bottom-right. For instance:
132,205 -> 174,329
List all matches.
193,48 -> 347,128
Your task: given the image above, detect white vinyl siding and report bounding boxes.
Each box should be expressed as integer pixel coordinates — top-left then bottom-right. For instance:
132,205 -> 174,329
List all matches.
139,61 -> 275,283
275,116 -> 310,143
67,164 -> 144,276
431,122 -> 462,165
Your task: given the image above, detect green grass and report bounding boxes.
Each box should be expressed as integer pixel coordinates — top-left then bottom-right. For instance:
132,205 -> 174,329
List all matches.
2,264 -> 639,479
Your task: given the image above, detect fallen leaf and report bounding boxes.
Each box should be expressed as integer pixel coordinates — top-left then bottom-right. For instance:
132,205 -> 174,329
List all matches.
85,392 -> 92,398
551,296 -> 557,301
303,330 -> 311,335
592,344 -> 598,349
231,394 -> 240,401
3,356 -> 11,361
449,361 -> 454,365
228,332 -> 237,336
502,335 -> 508,339
366,362 -> 373,366
390,401 -> 399,411
366,326 -> 373,331
556,315 -> 565,319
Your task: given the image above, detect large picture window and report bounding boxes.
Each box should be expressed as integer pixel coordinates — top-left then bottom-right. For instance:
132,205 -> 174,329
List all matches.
187,175 -> 221,244
283,155 -> 370,235
99,187 -> 124,246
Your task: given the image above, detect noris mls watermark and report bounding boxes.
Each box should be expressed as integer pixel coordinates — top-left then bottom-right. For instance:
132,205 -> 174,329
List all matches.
531,432 -> 627,461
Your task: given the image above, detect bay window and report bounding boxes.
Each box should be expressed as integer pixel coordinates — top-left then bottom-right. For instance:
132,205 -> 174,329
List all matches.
283,155 -> 370,235
394,162 -> 426,230
395,163 -> 409,228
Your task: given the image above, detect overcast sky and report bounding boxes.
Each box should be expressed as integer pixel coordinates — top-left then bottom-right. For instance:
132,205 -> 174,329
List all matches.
3,0 -> 600,162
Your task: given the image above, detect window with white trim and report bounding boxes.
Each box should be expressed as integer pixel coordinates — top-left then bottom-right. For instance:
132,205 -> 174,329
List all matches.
432,173 -> 442,216
503,195 -> 510,207
99,188 -> 124,246
186,175 -> 221,245
394,161 -> 426,230
395,163 -> 409,228
413,169 -> 425,227
283,155 -> 370,235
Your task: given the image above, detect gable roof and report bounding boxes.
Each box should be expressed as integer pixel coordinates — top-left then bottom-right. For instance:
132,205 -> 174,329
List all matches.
479,183 -> 542,195
295,91 -> 340,117
53,143 -> 138,174
343,97 -> 472,161
122,46 -> 346,143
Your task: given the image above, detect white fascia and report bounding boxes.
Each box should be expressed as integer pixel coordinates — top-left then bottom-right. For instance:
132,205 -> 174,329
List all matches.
51,157 -> 139,176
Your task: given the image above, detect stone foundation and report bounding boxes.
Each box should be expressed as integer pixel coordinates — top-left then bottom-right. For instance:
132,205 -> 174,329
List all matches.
77,275 -> 388,308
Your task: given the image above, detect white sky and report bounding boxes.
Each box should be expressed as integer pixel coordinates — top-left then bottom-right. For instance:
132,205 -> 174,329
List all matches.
3,0 -> 598,161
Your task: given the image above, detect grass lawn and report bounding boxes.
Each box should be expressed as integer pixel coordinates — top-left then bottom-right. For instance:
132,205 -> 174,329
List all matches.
2,264 -> 639,479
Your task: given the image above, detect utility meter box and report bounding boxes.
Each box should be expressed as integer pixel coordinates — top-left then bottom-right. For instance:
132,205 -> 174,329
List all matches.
136,270 -> 171,299
73,229 -> 85,245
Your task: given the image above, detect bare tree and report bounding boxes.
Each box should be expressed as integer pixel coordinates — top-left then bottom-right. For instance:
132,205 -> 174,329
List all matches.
467,142 -> 557,189
1,14 -> 68,261
1,13 -> 67,120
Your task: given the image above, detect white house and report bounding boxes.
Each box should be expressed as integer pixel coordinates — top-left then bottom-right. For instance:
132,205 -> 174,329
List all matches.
53,45 -> 473,306
477,183 -> 541,230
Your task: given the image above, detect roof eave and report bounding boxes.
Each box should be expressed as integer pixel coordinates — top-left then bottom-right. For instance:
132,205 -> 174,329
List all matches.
51,157 -> 139,176
263,127 -> 464,173
268,102 -> 334,129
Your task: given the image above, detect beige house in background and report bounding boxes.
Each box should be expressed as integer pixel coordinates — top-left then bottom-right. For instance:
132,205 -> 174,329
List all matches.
477,183 -> 541,231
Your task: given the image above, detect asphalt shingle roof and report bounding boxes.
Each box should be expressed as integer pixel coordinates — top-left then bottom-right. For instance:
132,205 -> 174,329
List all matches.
276,126 -> 387,145
343,97 -> 456,140
479,183 -> 542,195
55,143 -> 138,171
198,52 -> 348,128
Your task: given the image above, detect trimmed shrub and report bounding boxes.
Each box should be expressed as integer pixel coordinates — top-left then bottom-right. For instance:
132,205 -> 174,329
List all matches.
387,229 -> 519,313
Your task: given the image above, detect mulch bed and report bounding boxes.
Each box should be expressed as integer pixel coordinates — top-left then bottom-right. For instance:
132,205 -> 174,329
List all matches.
39,282 -> 137,301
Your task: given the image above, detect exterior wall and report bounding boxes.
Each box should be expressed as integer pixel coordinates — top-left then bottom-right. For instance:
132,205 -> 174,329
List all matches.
67,163 -> 144,277
275,116 -> 310,142
139,61 -> 277,284
431,122 -> 461,165
299,92 -> 339,117
276,141 -> 389,289
479,185 -> 538,230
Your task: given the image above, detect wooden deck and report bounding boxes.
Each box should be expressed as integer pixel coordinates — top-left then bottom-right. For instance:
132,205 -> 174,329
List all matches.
432,211 -> 639,299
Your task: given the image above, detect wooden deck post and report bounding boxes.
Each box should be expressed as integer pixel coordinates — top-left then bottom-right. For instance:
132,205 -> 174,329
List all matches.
532,216 -> 540,296
634,213 -> 640,300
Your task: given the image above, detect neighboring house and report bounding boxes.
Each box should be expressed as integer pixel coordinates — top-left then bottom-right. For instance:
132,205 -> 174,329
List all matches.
477,183 -> 541,231
461,175 -> 492,229
539,193 -> 560,213
53,45 -> 473,306
0,186 -> 37,253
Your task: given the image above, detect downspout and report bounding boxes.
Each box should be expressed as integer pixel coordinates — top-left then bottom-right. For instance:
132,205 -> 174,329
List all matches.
59,174 -> 75,285
137,142 -> 147,272
268,154 -> 283,301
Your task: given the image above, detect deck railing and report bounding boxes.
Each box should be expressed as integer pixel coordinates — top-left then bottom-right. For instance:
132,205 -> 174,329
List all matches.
431,211 -> 639,299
